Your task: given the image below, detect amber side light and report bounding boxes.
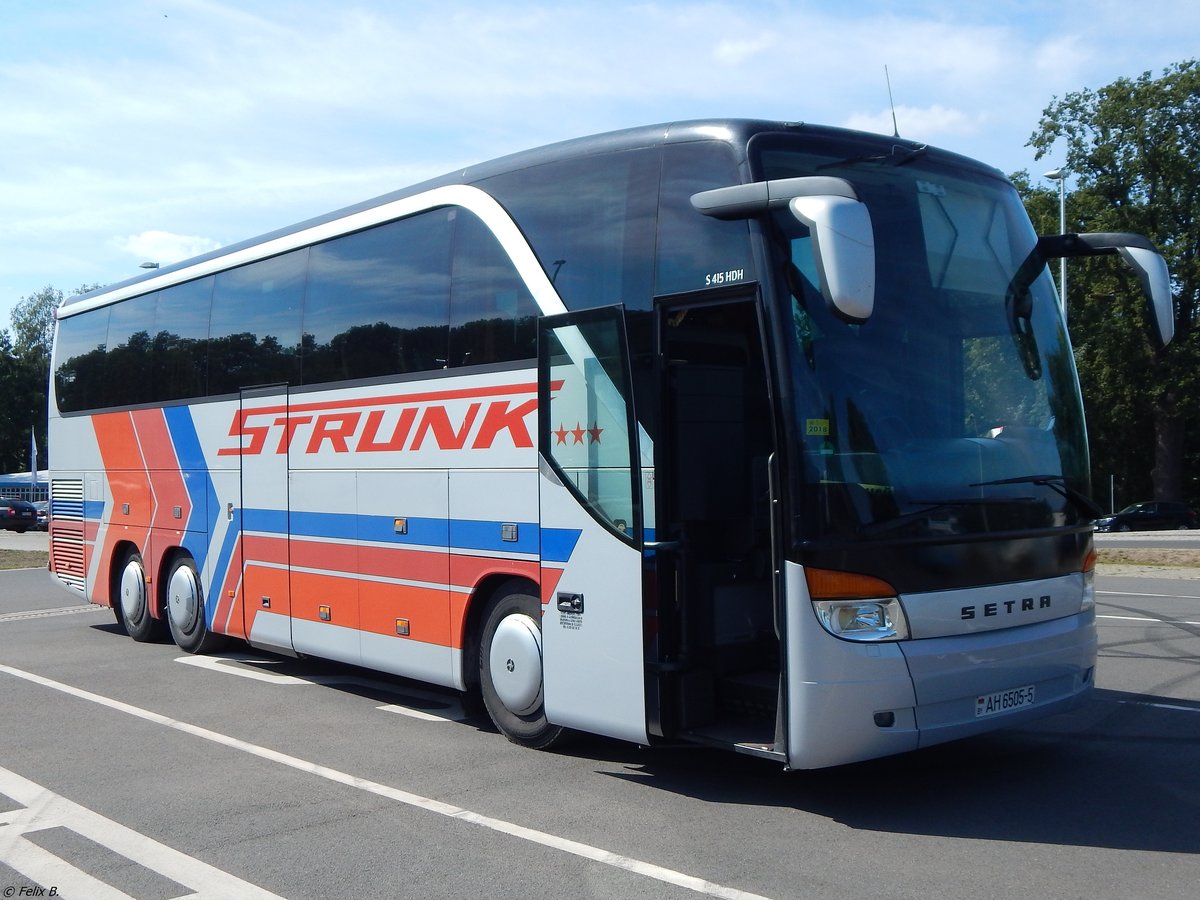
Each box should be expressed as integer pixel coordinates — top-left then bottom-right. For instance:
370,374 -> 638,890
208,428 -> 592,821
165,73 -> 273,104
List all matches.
805,567 -> 898,600
1083,547 -> 1097,572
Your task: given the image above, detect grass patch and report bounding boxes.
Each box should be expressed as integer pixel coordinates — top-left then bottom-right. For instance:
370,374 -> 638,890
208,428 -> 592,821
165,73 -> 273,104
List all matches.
0,549 -> 49,570
1097,547 -> 1200,568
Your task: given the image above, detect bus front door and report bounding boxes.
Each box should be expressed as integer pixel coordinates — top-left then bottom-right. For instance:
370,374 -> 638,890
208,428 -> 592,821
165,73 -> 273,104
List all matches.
238,385 -> 294,654
654,296 -> 783,759
537,307 -> 649,745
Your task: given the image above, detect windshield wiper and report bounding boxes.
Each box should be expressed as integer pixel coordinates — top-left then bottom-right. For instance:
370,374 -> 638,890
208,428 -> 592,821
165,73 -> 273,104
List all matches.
970,474 -> 1103,519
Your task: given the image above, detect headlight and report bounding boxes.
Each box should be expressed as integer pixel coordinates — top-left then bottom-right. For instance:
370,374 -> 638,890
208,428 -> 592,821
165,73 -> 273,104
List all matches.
813,598 -> 910,641
805,567 -> 910,642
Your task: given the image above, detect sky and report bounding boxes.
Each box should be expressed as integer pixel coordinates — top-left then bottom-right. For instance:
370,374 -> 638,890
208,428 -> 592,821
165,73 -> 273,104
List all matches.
2,0 -> 1197,330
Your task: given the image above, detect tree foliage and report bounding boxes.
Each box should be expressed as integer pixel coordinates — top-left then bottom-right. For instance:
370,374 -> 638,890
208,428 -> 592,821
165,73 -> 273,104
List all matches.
1,283 -> 99,474
1027,59 -> 1200,506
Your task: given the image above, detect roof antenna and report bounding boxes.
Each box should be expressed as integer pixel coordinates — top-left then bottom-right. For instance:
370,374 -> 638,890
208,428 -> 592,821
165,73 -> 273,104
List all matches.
885,65 -> 900,138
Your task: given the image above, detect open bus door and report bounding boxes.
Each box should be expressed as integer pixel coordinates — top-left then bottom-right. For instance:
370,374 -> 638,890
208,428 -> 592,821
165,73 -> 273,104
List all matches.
536,307 -> 649,745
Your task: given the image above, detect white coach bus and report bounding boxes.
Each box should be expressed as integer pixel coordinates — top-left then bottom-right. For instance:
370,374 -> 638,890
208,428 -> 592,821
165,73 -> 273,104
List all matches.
48,120 -> 1173,768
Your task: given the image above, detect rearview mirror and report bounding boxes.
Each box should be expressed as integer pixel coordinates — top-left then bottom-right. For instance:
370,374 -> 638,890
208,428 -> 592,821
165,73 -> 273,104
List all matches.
692,176 -> 876,323
1037,232 -> 1174,347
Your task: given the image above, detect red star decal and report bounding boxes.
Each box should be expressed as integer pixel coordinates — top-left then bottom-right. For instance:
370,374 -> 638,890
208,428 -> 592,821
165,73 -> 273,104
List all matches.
587,423 -> 603,444
571,422 -> 586,444
554,423 -> 568,445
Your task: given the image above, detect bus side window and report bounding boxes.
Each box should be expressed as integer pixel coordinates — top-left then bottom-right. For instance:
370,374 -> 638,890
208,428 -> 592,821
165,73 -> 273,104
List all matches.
54,307 -> 111,413
481,150 -> 658,311
153,276 -> 213,401
303,211 -> 451,384
208,250 -> 306,394
448,210 -> 540,367
656,141 -> 753,297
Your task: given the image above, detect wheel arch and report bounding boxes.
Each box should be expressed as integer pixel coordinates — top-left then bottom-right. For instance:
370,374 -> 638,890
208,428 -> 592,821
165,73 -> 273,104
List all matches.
459,572 -> 542,694
106,539 -> 141,609
154,543 -> 191,618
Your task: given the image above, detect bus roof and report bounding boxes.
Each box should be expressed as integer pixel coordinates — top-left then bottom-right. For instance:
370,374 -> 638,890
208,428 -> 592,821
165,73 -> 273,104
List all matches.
59,118 -> 999,316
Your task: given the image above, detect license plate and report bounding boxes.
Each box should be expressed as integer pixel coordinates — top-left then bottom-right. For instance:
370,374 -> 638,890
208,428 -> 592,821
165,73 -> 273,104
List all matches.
975,685 -> 1035,718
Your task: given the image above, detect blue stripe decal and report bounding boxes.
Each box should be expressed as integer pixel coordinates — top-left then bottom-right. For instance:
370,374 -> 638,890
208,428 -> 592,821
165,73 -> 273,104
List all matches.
208,508 -> 242,626
541,528 -> 582,564
244,507 -> 288,534
237,509 -> 582,566
163,406 -> 214,570
450,519 -> 539,555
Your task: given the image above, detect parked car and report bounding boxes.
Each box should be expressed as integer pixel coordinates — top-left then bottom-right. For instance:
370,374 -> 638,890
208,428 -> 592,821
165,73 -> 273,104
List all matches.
33,499 -> 49,531
0,497 -> 38,533
1095,501 -> 1198,532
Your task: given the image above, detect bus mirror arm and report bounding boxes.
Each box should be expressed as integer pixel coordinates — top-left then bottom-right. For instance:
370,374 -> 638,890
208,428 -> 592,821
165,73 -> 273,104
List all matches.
1037,232 -> 1174,348
691,176 -> 876,324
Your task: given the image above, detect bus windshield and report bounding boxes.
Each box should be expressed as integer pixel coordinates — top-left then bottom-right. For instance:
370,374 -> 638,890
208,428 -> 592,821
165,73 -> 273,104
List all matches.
758,144 -> 1089,542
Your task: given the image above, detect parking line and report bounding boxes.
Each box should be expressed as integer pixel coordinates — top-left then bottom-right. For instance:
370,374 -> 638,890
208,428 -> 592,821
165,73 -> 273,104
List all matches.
0,662 -> 771,900
0,764 -> 284,898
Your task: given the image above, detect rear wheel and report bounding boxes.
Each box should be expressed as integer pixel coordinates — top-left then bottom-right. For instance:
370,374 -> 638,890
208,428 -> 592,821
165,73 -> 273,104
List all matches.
117,549 -> 163,642
478,583 -> 568,749
165,555 -> 227,654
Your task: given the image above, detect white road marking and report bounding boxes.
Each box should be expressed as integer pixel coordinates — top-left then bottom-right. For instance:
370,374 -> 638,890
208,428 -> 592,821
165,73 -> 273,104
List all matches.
1098,614 -> 1200,626
1098,590 -> 1200,601
174,653 -> 313,684
0,662 -> 770,900
1114,699 -> 1200,714
0,605 -> 104,624
376,703 -> 458,722
0,764 -> 284,899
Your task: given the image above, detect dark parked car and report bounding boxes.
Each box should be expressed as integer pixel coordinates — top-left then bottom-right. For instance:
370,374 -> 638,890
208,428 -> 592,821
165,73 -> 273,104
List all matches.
0,497 -> 38,533
33,499 -> 49,531
1095,501 -> 1198,532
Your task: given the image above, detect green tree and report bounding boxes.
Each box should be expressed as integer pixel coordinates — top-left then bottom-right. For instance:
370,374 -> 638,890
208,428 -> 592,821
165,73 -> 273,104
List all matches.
1028,59 -> 1200,505
3,283 -> 100,474
0,330 -> 43,473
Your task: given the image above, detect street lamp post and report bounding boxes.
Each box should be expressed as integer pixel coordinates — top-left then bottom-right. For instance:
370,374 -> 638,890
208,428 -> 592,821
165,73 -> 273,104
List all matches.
1044,169 -> 1068,321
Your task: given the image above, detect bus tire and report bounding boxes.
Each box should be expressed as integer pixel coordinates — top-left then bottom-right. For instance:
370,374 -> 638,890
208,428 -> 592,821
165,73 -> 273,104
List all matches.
117,548 -> 163,642
164,554 -> 227,654
478,583 -> 568,749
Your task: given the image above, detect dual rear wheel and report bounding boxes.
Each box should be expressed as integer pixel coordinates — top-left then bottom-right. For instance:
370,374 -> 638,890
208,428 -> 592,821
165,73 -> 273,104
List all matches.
113,549 -> 224,654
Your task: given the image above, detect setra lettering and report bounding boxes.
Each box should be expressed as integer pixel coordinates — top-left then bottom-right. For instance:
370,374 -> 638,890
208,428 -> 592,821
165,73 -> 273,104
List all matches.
961,595 -> 1053,621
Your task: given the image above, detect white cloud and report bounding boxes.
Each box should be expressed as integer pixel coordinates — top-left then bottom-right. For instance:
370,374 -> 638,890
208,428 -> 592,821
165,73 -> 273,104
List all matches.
115,231 -> 222,267
842,105 -> 983,142
4,0 -> 1200,325
713,35 -> 776,66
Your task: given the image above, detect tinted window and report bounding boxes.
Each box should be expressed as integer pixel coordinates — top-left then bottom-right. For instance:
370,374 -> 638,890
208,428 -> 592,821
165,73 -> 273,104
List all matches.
449,209 -> 539,366
105,295 -> 155,406
208,250 -> 306,393
656,142 -> 754,295
303,212 -> 452,384
482,149 -> 659,311
54,307 -> 111,412
153,276 -> 213,400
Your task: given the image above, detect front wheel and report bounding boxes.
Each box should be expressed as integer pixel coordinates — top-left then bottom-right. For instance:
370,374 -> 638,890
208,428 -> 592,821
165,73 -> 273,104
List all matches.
165,555 -> 227,654
478,583 -> 568,749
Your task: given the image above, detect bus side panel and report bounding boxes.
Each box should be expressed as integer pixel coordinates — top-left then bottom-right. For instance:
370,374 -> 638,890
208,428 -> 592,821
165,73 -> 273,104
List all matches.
447,468 -> 541,689
540,465 -> 648,745
290,470 -> 362,666
357,469 -> 455,687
